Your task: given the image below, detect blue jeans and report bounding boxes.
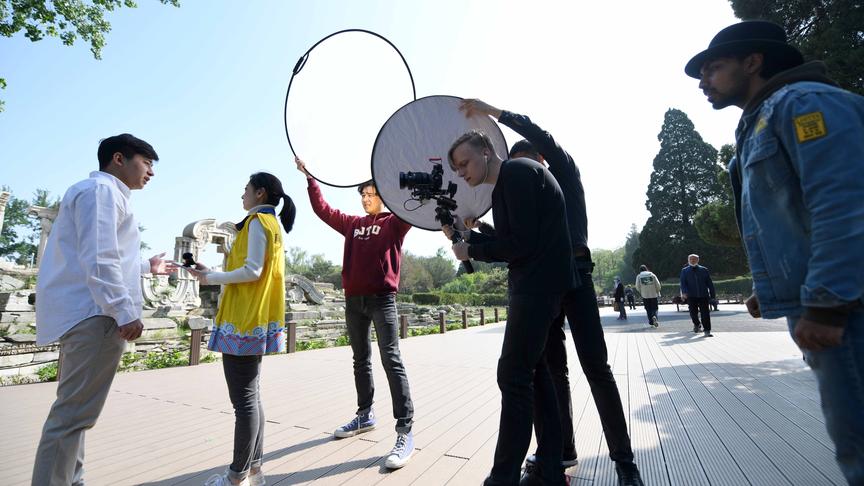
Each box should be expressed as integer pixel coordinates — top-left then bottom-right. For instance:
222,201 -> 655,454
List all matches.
345,293 -> 414,432
787,310 -> 864,484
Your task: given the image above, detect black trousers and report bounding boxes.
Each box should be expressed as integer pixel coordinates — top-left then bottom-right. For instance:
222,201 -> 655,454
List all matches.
223,354 -> 264,479
534,263 -> 635,464
486,293 -> 565,486
688,297 -> 712,332
643,297 -> 659,325
345,293 -> 414,432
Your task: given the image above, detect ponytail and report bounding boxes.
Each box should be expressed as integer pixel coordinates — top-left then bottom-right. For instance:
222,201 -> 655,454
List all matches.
279,194 -> 296,234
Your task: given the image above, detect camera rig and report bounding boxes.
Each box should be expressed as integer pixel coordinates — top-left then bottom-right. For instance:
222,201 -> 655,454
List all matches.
399,158 -> 474,274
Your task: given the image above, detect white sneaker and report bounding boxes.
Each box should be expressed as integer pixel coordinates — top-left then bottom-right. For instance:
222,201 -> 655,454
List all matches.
204,473 -> 250,486
249,470 -> 265,486
384,432 -> 414,469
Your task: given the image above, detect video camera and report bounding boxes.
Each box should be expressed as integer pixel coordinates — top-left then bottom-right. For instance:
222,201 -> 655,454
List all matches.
399,159 -> 474,274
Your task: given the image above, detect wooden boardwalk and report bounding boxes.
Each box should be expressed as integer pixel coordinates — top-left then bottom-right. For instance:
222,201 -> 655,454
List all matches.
0,306 -> 845,485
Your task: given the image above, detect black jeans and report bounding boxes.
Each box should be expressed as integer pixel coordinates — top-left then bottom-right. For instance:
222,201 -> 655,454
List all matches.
534,263 -> 635,464
487,293 -> 565,486
643,297 -> 659,325
616,299 -> 627,318
345,293 -> 414,432
688,297 -> 711,332
627,296 -> 636,310
222,354 -> 264,481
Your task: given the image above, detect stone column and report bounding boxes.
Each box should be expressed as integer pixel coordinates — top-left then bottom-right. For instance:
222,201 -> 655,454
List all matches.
0,192 -> 10,236
27,206 -> 58,267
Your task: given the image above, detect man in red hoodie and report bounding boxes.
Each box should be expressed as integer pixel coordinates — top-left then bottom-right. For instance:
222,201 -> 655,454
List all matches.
295,157 -> 415,469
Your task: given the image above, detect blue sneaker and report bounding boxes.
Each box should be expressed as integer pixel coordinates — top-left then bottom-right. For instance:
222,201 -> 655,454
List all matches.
334,410 -> 376,438
384,432 -> 414,469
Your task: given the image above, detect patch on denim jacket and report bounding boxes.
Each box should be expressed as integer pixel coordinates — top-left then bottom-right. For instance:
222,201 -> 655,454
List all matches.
794,112 -> 827,143
755,117 -> 768,134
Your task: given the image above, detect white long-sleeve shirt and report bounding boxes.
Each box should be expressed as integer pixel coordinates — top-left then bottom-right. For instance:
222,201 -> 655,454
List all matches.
200,205 -> 272,285
35,171 -> 149,345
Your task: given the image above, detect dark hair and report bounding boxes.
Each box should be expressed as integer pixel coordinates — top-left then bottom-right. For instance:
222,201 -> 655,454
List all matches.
509,139 -> 539,159
639,264 -> 648,271
247,172 -> 296,233
357,180 -> 378,195
447,130 -> 494,170
97,134 -> 159,170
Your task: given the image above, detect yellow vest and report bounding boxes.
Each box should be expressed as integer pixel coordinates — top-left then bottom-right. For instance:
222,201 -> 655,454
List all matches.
209,212 -> 286,355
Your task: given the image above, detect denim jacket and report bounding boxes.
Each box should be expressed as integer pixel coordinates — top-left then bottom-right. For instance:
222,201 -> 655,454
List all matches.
729,62 -> 864,321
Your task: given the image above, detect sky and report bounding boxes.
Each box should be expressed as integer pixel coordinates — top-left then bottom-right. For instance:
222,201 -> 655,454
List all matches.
0,0 -> 744,267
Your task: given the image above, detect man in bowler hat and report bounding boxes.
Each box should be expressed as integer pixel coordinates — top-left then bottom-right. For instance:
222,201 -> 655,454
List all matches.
687,20 -> 864,483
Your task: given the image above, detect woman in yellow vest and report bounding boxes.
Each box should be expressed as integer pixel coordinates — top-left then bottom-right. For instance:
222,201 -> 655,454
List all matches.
186,172 -> 295,486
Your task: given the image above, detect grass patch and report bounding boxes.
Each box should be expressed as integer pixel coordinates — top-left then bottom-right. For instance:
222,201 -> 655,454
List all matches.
36,362 -> 58,382
296,339 -> 329,351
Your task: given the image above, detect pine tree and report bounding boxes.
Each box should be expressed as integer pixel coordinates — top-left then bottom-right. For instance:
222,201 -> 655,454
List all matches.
638,109 -> 747,279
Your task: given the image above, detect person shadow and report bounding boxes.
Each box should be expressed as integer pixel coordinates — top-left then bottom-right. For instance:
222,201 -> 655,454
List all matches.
137,434 -> 393,485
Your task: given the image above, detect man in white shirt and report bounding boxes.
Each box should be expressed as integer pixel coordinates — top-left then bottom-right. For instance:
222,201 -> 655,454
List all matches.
32,133 -> 167,486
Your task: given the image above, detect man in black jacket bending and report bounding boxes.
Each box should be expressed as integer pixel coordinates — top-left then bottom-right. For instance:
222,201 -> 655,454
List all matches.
447,129 -> 573,486
458,99 -> 644,486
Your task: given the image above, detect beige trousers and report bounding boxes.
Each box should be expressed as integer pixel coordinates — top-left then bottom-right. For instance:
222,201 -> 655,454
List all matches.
31,316 -> 126,486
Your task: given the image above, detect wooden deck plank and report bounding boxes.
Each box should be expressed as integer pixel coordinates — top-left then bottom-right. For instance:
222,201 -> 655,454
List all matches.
0,310 -> 846,486
678,336 -> 844,485
647,334 -> 750,485
661,339 -> 791,485
639,335 -> 710,486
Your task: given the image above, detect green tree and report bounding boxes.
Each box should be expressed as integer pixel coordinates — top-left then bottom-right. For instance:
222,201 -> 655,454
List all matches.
422,248 -> 456,288
399,252 -> 433,293
138,224 -> 150,251
0,186 -> 58,264
0,0 -> 181,111
693,144 -> 748,249
591,247 -> 624,295
730,0 -> 864,96
285,247 -> 311,276
283,246 -> 342,288
637,109 -> 748,279
617,224 -> 640,285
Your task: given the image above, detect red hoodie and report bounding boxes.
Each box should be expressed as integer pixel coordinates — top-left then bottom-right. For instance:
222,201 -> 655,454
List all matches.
307,178 -> 411,296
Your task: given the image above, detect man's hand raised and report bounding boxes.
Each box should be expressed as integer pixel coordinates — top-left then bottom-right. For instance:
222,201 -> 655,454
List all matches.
459,99 -> 503,120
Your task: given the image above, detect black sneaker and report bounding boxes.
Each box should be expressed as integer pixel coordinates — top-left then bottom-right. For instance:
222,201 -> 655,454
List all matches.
525,454 -> 579,467
615,462 -> 644,486
519,468 -> 568,486
704,331 -> 714,337
693,325 -> 701,333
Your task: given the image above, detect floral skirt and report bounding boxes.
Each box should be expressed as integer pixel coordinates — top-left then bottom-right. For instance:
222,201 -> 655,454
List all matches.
207,321 -> 286,355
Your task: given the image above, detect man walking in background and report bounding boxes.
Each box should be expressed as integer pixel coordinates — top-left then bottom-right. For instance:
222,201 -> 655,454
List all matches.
635,265 -> 661,328
680,254 -> 715,337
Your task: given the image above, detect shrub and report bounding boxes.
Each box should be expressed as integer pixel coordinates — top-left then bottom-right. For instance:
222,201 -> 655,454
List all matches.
413,293 -> 441,305
36,362 -> 58,382
143,350 -> 187,370
408,326 -> 439,337
334,334 -> 350,347
296,339 -> 328,351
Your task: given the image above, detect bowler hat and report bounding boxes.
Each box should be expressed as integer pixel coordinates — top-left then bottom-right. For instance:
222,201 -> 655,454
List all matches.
685,21 -> 803,78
